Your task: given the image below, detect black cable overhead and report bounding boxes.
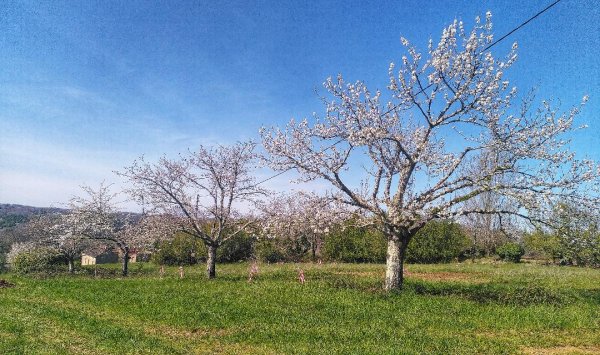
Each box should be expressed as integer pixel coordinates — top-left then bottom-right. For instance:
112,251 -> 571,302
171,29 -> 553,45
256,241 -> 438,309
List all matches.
380,0 -> 563,117
255,0 -> 563,186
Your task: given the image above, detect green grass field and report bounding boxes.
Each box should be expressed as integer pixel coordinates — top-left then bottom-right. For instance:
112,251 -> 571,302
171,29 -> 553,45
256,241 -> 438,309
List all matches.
0,262 -> 599,354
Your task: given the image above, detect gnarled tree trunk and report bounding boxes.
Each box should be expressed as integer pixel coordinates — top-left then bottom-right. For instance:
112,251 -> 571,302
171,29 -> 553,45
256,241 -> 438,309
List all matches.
206,245 -> 217,279
384,233 -> 409,291
68,258 -> 75,274
122,248 -> 129,277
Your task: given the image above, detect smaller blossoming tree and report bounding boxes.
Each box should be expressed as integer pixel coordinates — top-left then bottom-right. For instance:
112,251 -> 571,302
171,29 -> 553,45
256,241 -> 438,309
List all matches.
259,192 -> 350,261
118,141 -> 266,278
25,213 -> 86,273
68,183 -> 154,276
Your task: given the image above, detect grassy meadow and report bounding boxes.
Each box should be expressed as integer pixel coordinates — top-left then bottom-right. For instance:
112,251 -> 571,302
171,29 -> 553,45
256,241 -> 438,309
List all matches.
0,262 -> 599,354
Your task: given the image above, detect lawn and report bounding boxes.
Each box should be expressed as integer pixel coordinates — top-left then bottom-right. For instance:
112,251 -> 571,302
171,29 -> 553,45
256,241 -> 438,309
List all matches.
0,262 -> 599,354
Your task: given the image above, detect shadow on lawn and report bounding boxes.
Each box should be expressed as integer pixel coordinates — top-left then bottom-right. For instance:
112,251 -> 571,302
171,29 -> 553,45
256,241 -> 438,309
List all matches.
404,280 -> 600,306
319,272 -> 600,307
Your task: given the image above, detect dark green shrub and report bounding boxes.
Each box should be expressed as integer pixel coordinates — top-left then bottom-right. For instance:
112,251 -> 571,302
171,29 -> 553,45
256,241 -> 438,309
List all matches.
216,233 -> 255,262
0,239 -> 11,273
322,224 -> 387,263
152,233 -> 205,266
153,232 -> 255,266
10,247 -> 65,274
523,230 -> 562,261
496,242 -> 525,263
0,253 -> 6,273
551,203 -> 600,267
255,238 -> 287,263
406,220 -> 471,263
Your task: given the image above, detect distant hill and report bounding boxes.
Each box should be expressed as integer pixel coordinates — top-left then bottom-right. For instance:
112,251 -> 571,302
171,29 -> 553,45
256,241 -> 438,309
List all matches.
0,204 -> 67,229
0,204 -> 141,230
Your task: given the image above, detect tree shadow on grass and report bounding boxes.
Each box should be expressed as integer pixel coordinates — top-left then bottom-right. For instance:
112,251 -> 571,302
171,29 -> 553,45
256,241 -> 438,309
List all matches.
404,280 -> 600,306
318,273 -> 600,307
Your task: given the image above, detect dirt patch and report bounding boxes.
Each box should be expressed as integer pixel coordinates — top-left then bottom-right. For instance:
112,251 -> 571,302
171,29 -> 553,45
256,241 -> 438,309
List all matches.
405,271 -> 486,283
522,346 -> 600,354
0,279 -> 15,288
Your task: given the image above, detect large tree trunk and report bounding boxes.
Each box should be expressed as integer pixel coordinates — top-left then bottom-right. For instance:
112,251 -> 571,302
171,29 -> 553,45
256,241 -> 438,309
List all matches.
384,235 -> 408,291
206,245 -> 217,279
122,249 -> 129,277
68,258 -> 74,274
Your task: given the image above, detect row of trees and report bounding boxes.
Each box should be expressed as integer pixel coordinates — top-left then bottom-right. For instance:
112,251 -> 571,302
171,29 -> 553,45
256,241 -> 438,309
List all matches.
7,206 -> 598,275
3,13 -> 599,289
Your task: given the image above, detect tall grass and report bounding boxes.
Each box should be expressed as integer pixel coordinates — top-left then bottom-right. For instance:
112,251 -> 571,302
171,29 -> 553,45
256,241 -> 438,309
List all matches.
1,262 -> 599,354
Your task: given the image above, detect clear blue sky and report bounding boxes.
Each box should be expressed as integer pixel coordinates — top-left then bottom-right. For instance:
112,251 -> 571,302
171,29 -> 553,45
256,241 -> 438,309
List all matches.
1,0 -> 598,207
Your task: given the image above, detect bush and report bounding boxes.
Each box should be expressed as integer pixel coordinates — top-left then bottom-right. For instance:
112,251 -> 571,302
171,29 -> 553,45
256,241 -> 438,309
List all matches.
551,203 -> 600,268
496,242 -> 525,263
216,233 -> 255,263
523,230 -> 562,261
406,220 -> 471,263
255,238 -> 287,263
0,253 -> 6,273
556,229 -> 599,268
322,224 -> 387,263
8,244 -> 65,274
254,235 -> 312,263
153,232 -> 255,266
152,233 -> 205,266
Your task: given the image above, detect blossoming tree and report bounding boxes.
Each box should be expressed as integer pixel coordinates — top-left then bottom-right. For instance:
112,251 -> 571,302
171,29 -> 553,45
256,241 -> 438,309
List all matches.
25,213 -> 86,273
261,14 -> 600,290
260,192 -> 349,261
118,141 -> 265,278
68,184 -> 150,276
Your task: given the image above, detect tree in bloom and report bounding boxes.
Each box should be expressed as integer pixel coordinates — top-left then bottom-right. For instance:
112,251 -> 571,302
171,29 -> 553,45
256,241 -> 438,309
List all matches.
461,150 -> 517,256
68,183 -> 151,276
118,141 -> 265,278
261,13 -> 600,290
259,192 -> 350,261
25,213 -> 87,273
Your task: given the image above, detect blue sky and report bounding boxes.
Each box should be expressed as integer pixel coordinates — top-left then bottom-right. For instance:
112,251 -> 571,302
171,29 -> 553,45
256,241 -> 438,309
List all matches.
1,0 -> 598,207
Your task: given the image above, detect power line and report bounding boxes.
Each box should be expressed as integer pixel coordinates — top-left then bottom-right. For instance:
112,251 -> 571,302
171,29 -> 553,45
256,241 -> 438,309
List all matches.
255,169 -> 290,186
257,1 -> 563,186
483,0 -> 562,52
380,0 -> 563,117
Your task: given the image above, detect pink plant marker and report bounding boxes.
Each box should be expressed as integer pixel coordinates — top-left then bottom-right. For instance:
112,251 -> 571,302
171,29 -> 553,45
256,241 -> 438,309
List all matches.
298,269 -> 305,284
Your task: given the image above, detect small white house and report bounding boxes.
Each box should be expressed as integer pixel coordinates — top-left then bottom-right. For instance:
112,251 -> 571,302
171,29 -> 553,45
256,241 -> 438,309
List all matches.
81,248 -> 119,265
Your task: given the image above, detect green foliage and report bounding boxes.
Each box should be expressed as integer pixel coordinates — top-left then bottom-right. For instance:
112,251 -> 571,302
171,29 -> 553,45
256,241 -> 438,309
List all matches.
322,224 -> 387,263
406,220 -> 471,263
216,233 -> 255,263
10,247 -> 65,274
0,214 -> 28,229
254,235 -> 313,263
153,232 -> 255,266
558,229 -> 600,268
0,253 -> 6,273
0,243 -> 8,273
523,230 -> 562,261
152,233 -> 205,266
496,242 -> 525,263
255,238 -> 288,263
551,203 -> 600,267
